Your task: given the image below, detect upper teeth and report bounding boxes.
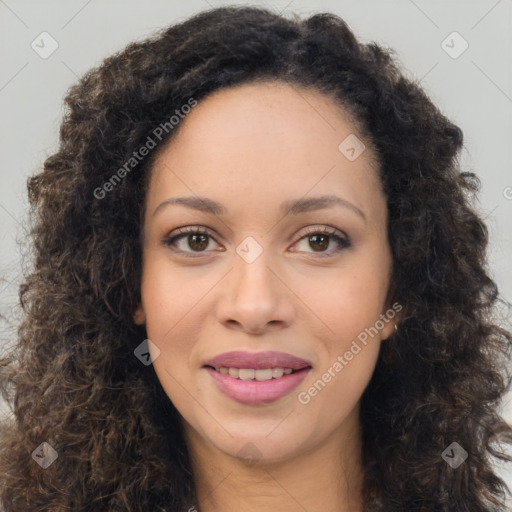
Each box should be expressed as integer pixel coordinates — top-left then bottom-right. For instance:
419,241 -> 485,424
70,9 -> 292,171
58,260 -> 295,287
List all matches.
216,367 -> 294,381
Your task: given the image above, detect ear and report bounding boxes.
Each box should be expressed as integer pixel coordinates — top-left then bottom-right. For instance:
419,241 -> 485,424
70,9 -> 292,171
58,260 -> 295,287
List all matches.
133,304 -> 146,325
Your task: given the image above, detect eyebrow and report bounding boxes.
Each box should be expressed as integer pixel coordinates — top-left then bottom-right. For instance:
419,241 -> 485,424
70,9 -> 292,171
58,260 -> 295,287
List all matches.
152,194 -> 366,222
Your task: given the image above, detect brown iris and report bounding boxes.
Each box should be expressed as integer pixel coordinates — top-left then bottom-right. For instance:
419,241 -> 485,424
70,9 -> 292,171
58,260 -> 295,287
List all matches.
309,234 -> 329,251
188,233 -> 209,251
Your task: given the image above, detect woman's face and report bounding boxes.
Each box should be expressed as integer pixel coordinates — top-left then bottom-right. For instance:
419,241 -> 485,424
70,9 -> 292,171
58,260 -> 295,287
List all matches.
134,81 -> 396,465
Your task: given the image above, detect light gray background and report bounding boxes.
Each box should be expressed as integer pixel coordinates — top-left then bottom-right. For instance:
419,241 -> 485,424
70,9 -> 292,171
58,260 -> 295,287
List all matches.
1,0 -> 511,503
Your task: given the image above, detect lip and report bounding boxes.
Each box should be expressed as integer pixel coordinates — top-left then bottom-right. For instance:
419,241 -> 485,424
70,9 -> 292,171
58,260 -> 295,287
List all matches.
203,350 -> 312,405
205,367 -> 311,405
203,350 -> 312,370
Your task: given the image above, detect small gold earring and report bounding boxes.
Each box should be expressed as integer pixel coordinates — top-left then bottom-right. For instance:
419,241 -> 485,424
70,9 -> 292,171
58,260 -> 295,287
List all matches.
394,323 -> 398,332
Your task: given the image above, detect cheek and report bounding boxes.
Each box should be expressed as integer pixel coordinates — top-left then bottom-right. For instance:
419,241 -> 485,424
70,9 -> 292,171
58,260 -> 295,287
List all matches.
315,278 -> 384,386
300,341 -> 380,436
298,282 -> 384,420
138,261 -> 204,396
301,261 -> 389,342
298,250 -> 390,395
140,264 -> 204,411
140,254 -> 216,343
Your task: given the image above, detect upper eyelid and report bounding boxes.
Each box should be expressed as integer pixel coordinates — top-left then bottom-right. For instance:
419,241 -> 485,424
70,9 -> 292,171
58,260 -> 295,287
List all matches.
167,224 -> 346,237
171,226 -> 219,242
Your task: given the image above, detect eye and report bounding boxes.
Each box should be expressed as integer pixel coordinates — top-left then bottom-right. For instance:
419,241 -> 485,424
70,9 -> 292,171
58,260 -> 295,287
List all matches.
162,226 -> 221,257
291,225 -> 351,256
162,225 -> 351,258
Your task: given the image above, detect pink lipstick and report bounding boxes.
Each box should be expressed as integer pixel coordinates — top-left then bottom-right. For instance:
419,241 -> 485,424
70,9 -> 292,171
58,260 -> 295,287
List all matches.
203,350 -> 312,405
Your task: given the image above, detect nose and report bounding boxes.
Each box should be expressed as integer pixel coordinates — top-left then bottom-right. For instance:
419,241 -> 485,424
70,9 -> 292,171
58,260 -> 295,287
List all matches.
215,247 -> 295,335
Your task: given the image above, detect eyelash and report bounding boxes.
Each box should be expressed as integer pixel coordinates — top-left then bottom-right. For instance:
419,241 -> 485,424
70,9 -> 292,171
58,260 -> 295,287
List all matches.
162,225 -> 351,258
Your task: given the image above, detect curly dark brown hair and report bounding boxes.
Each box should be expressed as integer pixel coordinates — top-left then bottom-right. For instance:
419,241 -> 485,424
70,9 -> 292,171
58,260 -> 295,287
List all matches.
1,5 -> 511,511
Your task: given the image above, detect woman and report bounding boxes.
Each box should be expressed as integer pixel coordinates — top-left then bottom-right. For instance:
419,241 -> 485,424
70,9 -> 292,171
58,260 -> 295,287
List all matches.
1,6 -> 511,511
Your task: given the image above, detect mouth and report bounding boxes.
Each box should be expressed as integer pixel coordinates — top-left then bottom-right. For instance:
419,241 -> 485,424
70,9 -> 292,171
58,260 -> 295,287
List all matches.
202,351 -> 312,405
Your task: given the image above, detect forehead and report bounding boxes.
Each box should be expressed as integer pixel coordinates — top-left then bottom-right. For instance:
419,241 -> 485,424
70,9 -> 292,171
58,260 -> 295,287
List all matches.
147,81 -> 385,224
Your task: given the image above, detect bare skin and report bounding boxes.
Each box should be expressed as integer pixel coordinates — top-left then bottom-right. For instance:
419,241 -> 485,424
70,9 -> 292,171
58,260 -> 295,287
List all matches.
134,81 -> 397,512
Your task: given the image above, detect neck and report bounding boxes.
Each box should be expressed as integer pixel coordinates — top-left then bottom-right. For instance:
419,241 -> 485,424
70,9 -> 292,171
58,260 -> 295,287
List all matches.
184,412 -> 364,512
